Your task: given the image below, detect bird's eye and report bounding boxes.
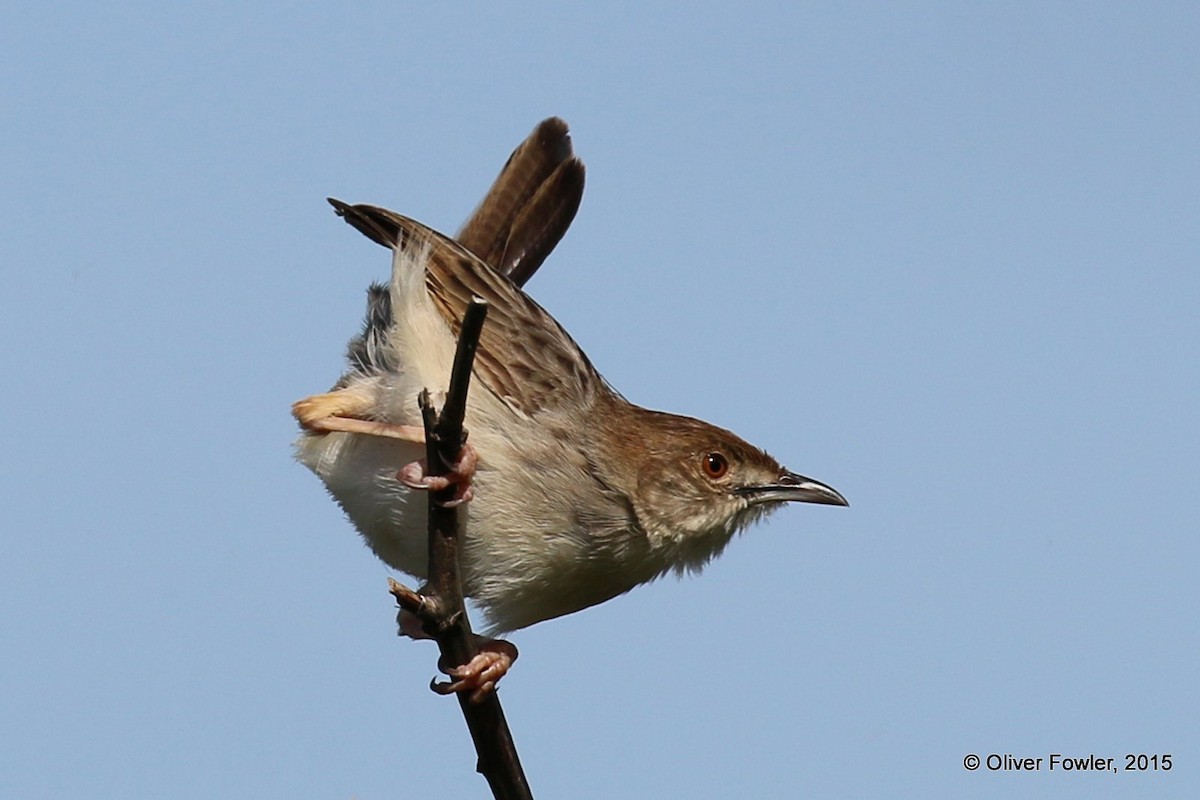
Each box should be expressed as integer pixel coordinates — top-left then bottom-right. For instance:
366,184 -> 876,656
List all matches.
701,452 -> 729,480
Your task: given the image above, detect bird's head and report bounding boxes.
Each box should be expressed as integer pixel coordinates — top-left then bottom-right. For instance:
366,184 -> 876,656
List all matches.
605,408 -> 847,574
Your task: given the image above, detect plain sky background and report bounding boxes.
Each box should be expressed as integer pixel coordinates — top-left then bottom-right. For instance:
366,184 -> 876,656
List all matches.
2,3 -> 1196,798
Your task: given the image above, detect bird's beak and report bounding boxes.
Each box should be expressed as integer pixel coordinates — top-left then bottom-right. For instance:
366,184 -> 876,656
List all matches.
736,471 -> 849,507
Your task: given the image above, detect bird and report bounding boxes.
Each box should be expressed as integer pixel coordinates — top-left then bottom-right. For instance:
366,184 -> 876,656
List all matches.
293,120 -> 847,698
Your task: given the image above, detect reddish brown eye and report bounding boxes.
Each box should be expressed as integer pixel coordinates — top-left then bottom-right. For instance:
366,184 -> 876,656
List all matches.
702,452 -> 729,480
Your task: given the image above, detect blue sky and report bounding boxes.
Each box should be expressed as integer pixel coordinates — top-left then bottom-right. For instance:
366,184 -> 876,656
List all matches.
2,3 -> 1196,798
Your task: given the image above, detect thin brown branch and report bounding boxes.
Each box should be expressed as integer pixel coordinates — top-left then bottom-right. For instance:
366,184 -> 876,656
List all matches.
398,298 -> 533,799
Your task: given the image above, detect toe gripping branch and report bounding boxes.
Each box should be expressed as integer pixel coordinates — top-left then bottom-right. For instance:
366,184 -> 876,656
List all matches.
385,298 -> 534,800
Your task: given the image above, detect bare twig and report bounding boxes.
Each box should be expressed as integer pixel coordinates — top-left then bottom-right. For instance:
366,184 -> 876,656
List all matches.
388,299 -> 533,799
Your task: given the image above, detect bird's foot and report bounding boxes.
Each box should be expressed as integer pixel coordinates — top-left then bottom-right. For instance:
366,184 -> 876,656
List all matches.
396,606 -> 517,702
398,442 -> 478,506
434,639 -> 519,704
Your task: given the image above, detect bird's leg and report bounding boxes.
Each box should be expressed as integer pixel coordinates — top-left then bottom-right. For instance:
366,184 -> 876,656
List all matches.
434,638 -> 519,704
397,441 -> 478,507
292,388 -> 426,443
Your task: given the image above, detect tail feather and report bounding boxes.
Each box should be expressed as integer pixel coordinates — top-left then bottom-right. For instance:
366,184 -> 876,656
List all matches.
500,157 -> 584,287
456,117 -> 585,287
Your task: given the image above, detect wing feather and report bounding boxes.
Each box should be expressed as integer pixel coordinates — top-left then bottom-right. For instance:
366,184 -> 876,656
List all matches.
328,198 -> 601,417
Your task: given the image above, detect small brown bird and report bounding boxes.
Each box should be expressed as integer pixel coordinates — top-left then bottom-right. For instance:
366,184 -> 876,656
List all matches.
293,121 -> 846,696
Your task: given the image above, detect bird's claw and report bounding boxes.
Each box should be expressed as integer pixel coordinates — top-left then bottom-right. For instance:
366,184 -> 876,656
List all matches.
431,639 -> 518,704
398,443 -> 478,506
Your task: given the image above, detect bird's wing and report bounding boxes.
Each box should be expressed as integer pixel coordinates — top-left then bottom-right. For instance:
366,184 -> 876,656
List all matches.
328,199 -> 602,417
455,117 -> 585,288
